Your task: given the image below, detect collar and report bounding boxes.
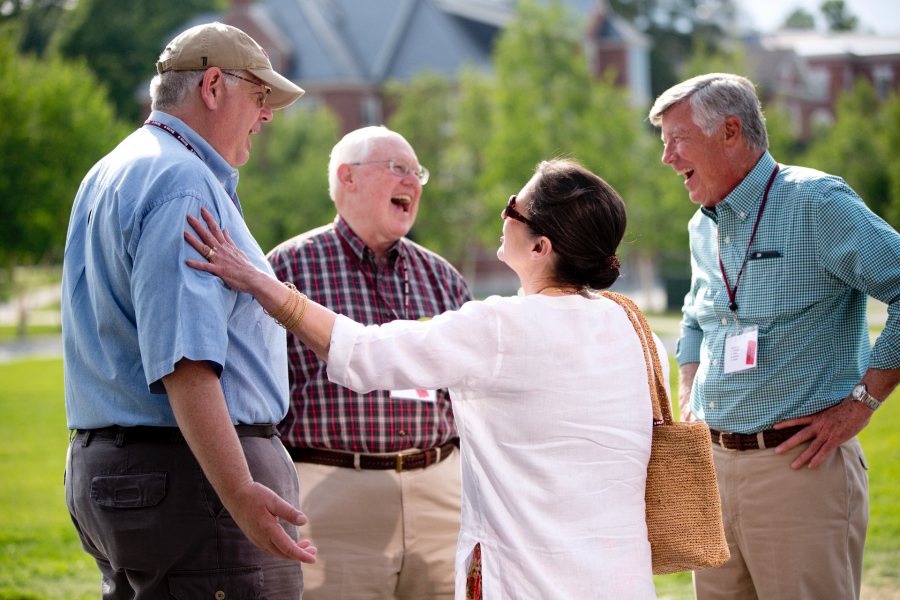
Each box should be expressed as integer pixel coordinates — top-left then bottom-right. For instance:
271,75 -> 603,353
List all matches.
333,216 -> 404,267
701,151 -> 778,223
146,111 -> 240,200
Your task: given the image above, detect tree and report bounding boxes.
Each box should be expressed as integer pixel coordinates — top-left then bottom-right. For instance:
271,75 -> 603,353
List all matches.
821,0 -> 858,31
385,71 -> 492,273
0,35 -> 129,268
0,34 -> 129,331
881,93 -> 900,227
384,0 -> 692,303
784,8 -> 816,30
803,80 -> 892,222
237,105 -> 341,253
0,0 -> 69,57
607,0 -> 738,96
49,0 -> 226,122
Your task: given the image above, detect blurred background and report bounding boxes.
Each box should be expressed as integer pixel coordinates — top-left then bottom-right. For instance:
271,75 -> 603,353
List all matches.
1,0 -> 899,333
1,2 -> 899,598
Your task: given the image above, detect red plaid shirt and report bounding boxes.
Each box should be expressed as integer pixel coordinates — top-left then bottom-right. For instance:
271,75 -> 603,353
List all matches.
269,217 -> 473,453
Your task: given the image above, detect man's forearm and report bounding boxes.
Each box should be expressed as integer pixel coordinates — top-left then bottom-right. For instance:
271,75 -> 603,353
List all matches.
860,367 -> 900,405
163,358 -> 253,504
678,362 -> 699,421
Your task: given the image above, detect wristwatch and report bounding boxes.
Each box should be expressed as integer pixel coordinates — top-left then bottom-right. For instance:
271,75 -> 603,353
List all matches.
851,383 -> 881,411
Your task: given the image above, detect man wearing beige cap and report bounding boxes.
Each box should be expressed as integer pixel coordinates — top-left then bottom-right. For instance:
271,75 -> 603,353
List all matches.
62,22 -> 315,599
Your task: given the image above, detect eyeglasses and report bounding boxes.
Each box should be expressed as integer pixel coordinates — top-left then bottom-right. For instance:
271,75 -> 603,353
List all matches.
350,159 -> 430,186
501,195 -> 542,234
222,72 -> 271,109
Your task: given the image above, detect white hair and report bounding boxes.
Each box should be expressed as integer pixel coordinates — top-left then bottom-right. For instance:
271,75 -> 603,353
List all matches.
327,126 -> 412,200
648,73 -> 769,152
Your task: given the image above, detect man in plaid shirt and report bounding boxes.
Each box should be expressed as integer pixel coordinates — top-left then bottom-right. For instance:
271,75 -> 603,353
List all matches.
268,126 -> 472,599
650,73 -> 900,599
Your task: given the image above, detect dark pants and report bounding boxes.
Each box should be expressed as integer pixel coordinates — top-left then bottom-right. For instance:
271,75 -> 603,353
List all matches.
65,429 -> 303,599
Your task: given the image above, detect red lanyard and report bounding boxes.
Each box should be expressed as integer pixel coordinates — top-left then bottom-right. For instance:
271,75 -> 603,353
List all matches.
337,233 -> 411,322
145,119 -> 244,211
718,165 -> 779,313
144,120 -> 200,158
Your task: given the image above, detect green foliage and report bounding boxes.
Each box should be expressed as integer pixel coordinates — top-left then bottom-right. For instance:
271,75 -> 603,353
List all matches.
49,0 -> 227,121
0,35 -> 129,269
821,0 -> 858,31
783,8 -> 816,30
237,105 -> 340,253
0,0 -> 68,57
608,0 -> 737,96
880,94 -> 900,228
481,0 -> 679,258
679,38 -> 748,80
386,72 -> 489,270
382,0 -> 703,280
802,81 -> 894,224
763,103 -> 804,166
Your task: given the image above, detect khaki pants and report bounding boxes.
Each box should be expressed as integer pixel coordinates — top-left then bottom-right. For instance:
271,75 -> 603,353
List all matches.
296,448 -> 461,600
695,438 -> 868,600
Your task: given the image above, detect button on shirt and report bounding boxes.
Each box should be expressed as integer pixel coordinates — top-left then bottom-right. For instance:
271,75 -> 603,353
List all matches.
269,217 -> 472,453
62,111 -> 288,429
676,152 -> 900,433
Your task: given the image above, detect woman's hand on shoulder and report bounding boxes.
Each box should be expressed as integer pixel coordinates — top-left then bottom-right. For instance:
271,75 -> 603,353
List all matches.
184,207 -> 261,294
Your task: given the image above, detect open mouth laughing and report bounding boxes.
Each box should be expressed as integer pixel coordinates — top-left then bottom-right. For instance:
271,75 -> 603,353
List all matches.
391,195 -> 412,213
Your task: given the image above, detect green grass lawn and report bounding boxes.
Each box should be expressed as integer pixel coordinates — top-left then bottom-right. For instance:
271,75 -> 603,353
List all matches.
1,356 -> 898,599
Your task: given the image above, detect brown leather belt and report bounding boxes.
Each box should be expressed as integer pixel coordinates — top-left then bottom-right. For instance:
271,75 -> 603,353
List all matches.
287,441 -> 457,472
709,425 -> 805,451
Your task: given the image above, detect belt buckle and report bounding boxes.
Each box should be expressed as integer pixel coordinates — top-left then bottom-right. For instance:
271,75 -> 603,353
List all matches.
396,453 -> 404,472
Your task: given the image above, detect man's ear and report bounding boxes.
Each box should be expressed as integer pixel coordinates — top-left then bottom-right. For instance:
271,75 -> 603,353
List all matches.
337,163 -> 355,189
722,115 -> 742,144
199,67 -> 224,110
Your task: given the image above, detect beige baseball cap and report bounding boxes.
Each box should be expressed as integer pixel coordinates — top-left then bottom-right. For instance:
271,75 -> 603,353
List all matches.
156,22 -> 304,110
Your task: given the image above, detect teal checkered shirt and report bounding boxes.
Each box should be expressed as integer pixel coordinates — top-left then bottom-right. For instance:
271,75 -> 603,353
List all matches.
676,151 -> 900,433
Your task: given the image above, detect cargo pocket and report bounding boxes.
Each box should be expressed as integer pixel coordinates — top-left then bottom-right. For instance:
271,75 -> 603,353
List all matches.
90,473 -> 166,508
168,566 -> 263,599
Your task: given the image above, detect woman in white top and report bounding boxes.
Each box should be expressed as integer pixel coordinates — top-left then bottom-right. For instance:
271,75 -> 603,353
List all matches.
186,158 -> 664,599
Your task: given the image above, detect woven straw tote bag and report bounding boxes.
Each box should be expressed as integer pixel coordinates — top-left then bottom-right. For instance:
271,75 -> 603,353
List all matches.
603,291 -> 730,574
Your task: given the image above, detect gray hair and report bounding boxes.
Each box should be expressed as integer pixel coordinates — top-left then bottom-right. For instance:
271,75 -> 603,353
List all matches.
149,69 -> 241,111
327,126 -> 412,200
648,73 -> 768,152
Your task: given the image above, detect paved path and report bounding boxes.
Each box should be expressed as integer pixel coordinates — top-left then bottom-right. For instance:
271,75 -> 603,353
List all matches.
0,284 -> 63,364
0,334 -> 63,364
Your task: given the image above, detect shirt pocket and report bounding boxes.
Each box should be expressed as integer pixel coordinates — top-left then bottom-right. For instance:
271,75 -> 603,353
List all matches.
740,250 -> 785,318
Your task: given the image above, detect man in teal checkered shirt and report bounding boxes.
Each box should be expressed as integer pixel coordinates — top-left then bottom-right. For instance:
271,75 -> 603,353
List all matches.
649,73 -> 900,600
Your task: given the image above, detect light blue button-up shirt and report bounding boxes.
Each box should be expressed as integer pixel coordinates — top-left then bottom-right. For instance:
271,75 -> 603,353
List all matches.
676,151 -> 900,433
62,111 -> 288,429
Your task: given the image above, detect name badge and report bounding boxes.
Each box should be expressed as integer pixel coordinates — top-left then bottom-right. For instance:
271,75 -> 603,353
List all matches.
391,389 -> 437,403
723,326 -> 758,374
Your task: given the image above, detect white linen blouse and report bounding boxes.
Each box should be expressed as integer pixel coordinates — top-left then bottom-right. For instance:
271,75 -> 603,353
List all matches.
328,293 -> 666,599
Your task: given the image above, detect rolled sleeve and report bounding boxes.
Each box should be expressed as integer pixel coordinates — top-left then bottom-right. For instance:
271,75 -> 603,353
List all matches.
675,324 -> 703,366
326,315 -> 370,393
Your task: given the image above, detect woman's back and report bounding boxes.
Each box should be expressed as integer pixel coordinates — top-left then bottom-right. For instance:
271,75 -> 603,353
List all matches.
328,292 -> 664,599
